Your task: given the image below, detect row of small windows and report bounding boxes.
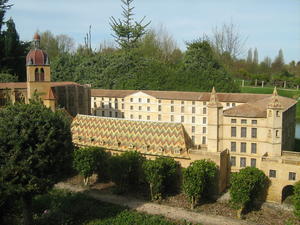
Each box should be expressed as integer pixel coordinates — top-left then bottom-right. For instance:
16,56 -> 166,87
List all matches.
230,156 -> 257,168
231,119 -> 257,125
231,142 -> 257,154
226,102 -> 236,107
231,127 -> 257,138
191,136 -> 206,145
269,170 -> 296,181
100,111 -> 124,118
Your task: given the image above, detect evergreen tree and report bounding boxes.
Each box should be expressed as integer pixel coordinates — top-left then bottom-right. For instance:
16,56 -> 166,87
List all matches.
253,48 -> 258,65
0,0 -> 12,32
110,0 -> 150,50
272,49 -> 285,72
246,48 -> 252,64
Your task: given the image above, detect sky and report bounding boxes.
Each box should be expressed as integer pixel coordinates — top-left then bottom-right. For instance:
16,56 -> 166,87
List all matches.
5,0 -> 300,62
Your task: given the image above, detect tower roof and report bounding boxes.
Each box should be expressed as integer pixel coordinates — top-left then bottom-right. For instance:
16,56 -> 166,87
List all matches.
26,32 -> 49,66
208,87 -> 222,107
268,87 -> 283,109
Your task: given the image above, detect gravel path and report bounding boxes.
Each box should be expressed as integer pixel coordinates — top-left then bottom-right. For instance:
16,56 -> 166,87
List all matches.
55,182 -> 257,225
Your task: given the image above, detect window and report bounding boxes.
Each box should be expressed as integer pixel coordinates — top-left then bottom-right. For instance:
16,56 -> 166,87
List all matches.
122,103 -> 124,109
147,106 -> 150,111
192,107 -> 195,113
101,102 -> 104,108
40,68 -> 45,81
276,111 -> 280,117
181,101 -> 184,104
158,114 -> 161,121
203,108 -> 207,114
122,112 -> 124,118
102,111 -> 105,116
115,103 -> 118,109
252,120 -> 257,124
158,99 -> 161,103
181,116 -> 184,122
251,158 -> 256,167
109,102 -> 112,108
139,106 -> 142,110
230,156 -> 236,166
192,126 -> 195,133
276,130 -> 280,137
171,100 -> 174,104
241,142 -> 246,153
130,105 -> 134,110
130,114 -> 133,119
232,103 -> 236,107
251,128 -> 257,138
202,127 -> 206,134
289,172 -> 296,181
240,157 -> 246,167
147,115 -> 150,120
171,106 -> 174,112
181,106 -> 184,113
147,98 -> 150,103
139,115 -> 142,120
192,136 -> 195,144
230,142 -> 236,152
203,117 -> 207,124
241,119 -> 247,124
35,68 -> 39,81
202,136 -> 206,144
231,127 -> 236,137
226,103 -> 230,107
94,102 -> 97,108
192,101 -> 195,105
109,111 -> 112,117
122,98 -> 124,102
139,98 -> 142,103
203,101 -> 207,105
158,105 -> 161,111
130,98 -> 133,102
192,116 -> 195,123
171,115 -> 174,122
115,112 -> 118,117
231,119 -> 236,123
251,143 -> 257,154
241,127 -> 247,137
269,170 -> 276,178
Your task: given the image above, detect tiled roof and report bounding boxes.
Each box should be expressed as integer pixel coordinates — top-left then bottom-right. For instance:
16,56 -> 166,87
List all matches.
0,82 -> 81,89
71,114 -> 190,157
91,88 -> 272,102
224,96 -> 296,117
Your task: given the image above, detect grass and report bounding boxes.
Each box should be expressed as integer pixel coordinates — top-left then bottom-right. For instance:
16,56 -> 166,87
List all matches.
241,86 -> 300,120
5,189 -> 197,225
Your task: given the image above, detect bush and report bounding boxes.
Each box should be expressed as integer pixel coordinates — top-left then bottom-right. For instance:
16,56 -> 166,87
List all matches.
109,151 -> 145,193
73,147 -> 109,185
293,181 -> 300,219
230,167 -> 268,213
143,157 -> 179,200
182,159 -> 217,209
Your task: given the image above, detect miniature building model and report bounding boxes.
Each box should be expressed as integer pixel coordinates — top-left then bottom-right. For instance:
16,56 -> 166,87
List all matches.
72,87 -> 300,203
0,33 -> 91,116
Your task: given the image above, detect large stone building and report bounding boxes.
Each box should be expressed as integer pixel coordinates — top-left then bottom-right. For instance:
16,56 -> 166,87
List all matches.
72,87 -> 300,203
0,33 -> 90,116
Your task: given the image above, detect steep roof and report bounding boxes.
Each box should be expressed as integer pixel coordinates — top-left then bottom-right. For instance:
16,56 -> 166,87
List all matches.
71,114 -> 190,157
223,95 -> 296,117
91,88 -> 272,102
0,82 -> 81,90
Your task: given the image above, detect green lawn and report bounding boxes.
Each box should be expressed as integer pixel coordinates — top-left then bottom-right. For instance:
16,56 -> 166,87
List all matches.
4,189 -> 198,225
241,86 -> 300,120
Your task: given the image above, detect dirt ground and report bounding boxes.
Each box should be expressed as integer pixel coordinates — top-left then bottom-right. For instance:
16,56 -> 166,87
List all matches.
63,175 -> 300,225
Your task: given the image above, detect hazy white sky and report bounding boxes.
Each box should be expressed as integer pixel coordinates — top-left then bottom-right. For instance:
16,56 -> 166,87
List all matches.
6,0 -> 300,62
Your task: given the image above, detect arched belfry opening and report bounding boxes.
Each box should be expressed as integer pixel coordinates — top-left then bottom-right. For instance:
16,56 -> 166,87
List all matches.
35,68 -> 39,81
40,68 -> 45,81
282,185 -> 294,203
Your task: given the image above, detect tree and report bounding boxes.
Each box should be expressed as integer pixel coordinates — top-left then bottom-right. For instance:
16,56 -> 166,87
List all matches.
0,102 -> 74,225
73,147 -> 109,185
246,48 -> 252,64
0,72 -> 17,82
0,0 -> 12,32
143,157 -> 179,200
182,160 -> 217,209
179,40 -> 240,92
230,167 -> 268,217
293,181 -> 300,219
110,0 -> 150,50
272,49 -> 285,72
208,22 -> 247,58
253,48 -> 258,65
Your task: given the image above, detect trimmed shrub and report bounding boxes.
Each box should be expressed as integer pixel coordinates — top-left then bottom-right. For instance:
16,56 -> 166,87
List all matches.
73,147 -> 109,185
109,151 -> 145,193
143,157 -> 179,200
293,181 -> 300,219
182,159 -> 217,209
230,167 -> 268,213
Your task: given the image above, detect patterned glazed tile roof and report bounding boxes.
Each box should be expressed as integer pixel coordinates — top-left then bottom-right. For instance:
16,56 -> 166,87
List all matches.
71,114 -> 190,157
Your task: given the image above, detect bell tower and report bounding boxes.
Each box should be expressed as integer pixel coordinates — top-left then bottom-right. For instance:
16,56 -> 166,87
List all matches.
26,32 -> 51,102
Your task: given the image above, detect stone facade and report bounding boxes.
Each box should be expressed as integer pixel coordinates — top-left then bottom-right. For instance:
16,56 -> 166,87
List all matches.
86,87 -> 300,203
